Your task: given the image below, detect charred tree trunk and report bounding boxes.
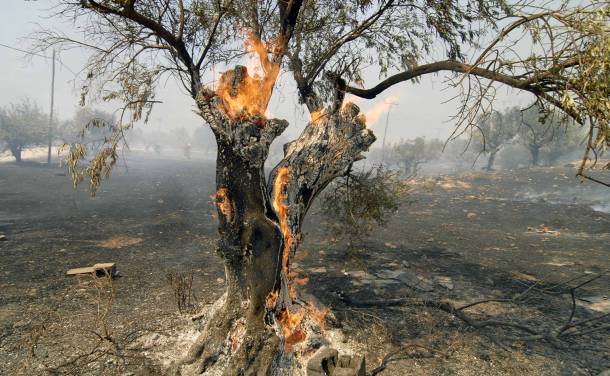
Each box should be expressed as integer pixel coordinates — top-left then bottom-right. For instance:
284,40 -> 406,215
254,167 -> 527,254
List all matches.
176,67 -> 374,375
180,92 -> 287,375
10,145 -> 22,163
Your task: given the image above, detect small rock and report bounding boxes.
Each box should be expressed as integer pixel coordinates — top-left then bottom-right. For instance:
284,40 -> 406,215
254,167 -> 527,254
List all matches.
216,278 -> 224,284
336,354 -> 366,376
434,276 -> 454,290
347,270 -> 367,278
466,212 -> 477,219
0,234 -> 6,241
307,347 -> 338,376
375,270 -> 402,280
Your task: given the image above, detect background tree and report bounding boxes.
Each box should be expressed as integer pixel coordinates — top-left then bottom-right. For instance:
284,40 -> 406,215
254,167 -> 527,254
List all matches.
38,0 -> 610,373
390,137 -> 443,176
474,108 -> 519,170
543,124 -> 583,165
517,106 -> 575,167
59,107 -> 116,150
0,99 -> 47,163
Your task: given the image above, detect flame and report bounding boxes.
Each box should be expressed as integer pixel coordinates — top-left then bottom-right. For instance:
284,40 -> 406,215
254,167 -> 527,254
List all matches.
307,304 -> 330,332
215,188 -> 233,221
277,308 -> 306,351
310,109 -> 326,125
265,290 -> 279,310
271,167 -> 330,351
216,31 -> 280,121
363,95 -> 399,126
272,167 -> 293,274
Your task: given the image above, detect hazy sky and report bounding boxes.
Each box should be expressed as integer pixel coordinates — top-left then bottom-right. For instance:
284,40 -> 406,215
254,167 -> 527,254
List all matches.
0,1 -> 533,144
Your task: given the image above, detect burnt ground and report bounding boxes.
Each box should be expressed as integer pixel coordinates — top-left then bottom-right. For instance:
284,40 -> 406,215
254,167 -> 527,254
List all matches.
0,152 -> 608,375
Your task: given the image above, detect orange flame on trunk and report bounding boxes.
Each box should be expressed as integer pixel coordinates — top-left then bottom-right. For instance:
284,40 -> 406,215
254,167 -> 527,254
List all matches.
272,166 -> 293,273
216,32 -> 280,121
310,109 -> 326,125
215,188 -> 233,221
270,167 -> 330,351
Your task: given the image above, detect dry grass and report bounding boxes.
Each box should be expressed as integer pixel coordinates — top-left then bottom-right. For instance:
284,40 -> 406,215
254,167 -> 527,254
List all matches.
96,235 -> 143,249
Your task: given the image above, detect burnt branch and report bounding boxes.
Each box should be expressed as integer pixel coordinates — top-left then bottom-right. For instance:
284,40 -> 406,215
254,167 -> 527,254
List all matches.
369,344 -> 449,376
341,272 -> 609,350
267,102 -> 375,280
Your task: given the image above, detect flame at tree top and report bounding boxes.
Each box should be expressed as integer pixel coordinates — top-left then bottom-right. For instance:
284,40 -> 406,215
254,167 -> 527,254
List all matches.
362,95 -> 399,126
216,32 -> 280,121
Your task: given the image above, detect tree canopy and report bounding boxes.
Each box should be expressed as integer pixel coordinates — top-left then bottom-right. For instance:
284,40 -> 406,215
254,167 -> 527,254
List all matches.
36,0 -> 610,189
0,99 -> 48,162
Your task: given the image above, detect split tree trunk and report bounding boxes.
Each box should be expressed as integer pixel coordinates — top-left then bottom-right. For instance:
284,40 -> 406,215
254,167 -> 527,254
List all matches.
176,66 -> 375,375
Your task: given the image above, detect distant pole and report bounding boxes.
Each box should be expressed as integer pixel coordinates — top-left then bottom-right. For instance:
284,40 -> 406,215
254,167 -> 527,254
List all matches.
380,102 -> 397,165
47,49 -> 56,165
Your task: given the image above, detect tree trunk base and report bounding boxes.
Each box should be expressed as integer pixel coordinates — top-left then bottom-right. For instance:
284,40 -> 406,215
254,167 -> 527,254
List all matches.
173,294 -> 338,376
174,294 -> 284,376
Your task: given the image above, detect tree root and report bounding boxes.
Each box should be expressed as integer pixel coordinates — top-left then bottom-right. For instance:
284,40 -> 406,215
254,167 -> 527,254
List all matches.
223,325 -> 280,376
174,293 -> 283,376
173,295 -> 239,374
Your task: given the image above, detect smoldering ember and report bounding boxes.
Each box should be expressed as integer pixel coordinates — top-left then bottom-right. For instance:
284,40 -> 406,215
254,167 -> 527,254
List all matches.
0,1 -> 609,375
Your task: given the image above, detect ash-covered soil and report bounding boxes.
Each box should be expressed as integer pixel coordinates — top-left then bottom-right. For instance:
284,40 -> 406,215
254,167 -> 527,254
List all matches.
0,153 -> 608,375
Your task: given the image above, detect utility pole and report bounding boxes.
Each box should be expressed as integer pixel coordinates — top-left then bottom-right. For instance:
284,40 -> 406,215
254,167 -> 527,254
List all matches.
47,49 -> 56,165
380,101 -> 398,165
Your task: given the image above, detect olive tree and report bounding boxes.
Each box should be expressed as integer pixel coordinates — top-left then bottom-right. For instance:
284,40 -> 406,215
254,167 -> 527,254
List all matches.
0,99 -> 47,163
390,137 -> 443,176
37,0 -> 610,373
59,107 -> 116,149
474,107 -> 519,170
518,105 -> 581,166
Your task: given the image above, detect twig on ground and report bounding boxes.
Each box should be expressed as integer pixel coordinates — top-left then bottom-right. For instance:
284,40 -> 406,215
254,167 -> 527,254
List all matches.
368,343 -> 449,376
340,272 -> 609,351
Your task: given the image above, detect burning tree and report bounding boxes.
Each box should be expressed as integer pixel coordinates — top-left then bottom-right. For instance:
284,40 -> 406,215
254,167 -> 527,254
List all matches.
37,0 -> 610,373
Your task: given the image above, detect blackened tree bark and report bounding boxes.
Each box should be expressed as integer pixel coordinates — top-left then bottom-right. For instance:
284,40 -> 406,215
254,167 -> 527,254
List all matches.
175,70 -> 374,375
